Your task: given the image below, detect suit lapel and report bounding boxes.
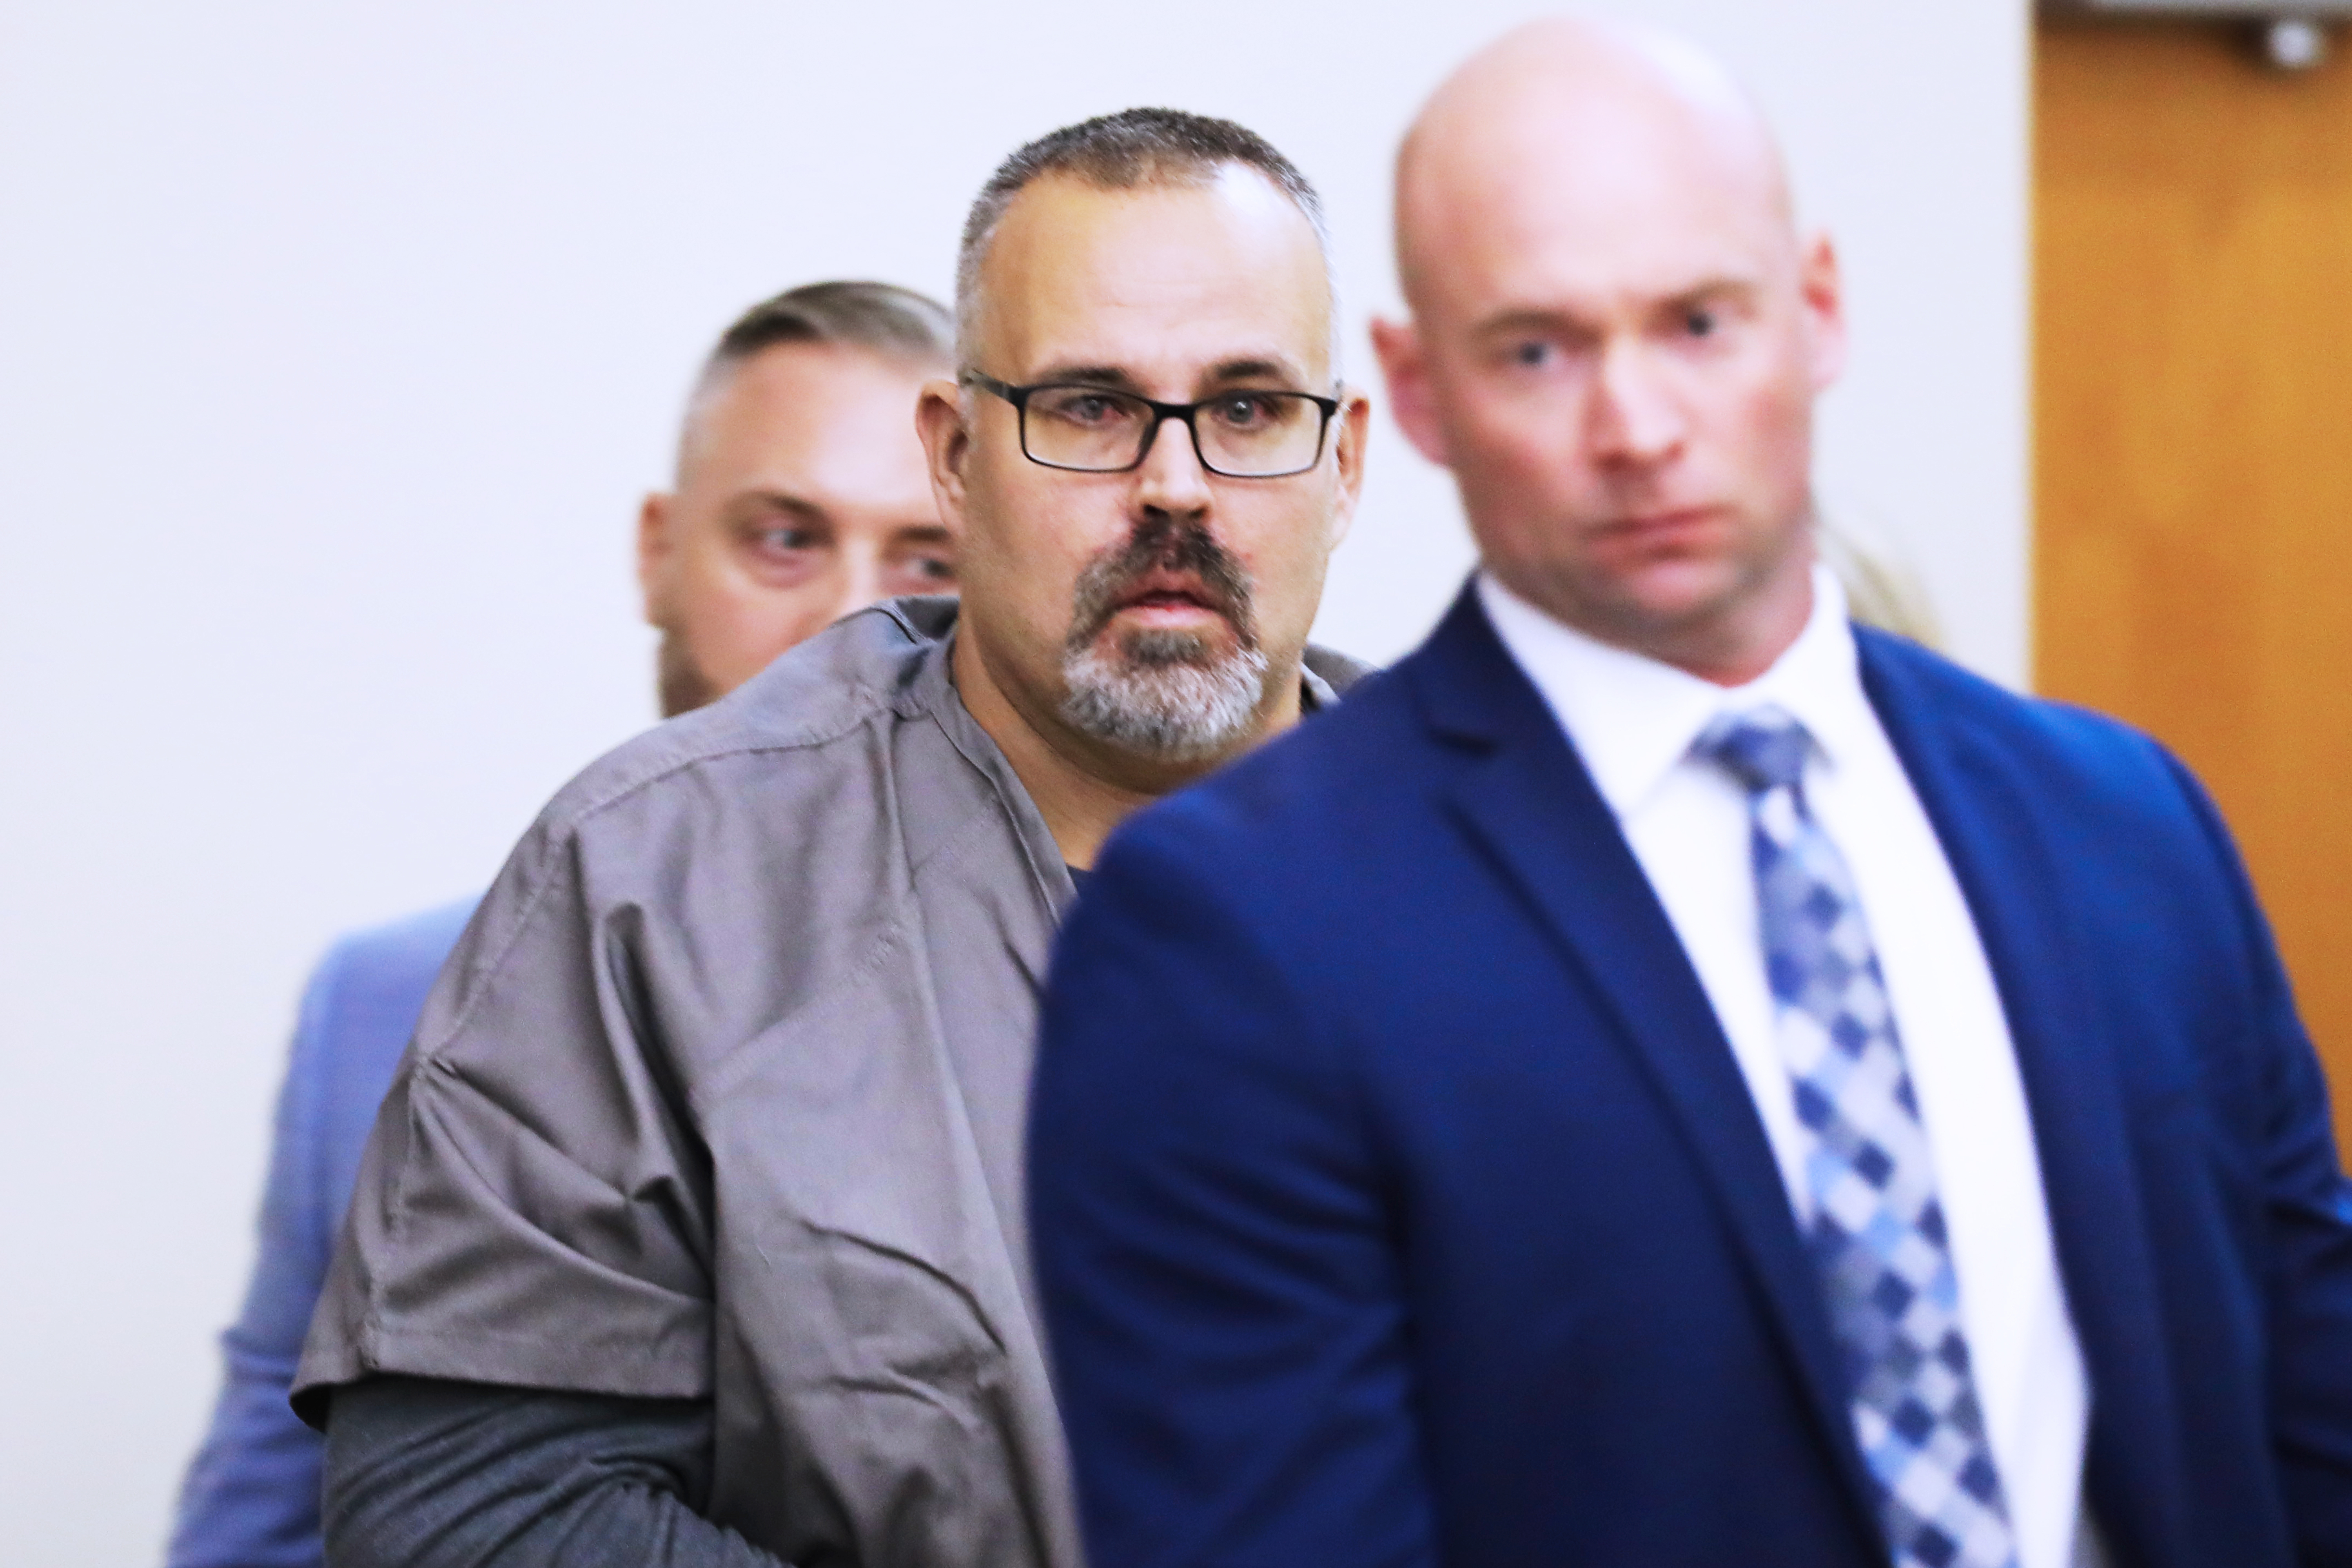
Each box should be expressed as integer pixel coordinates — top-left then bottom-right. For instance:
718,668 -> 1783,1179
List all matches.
1412,588 -> 1886,1544
1857,632 -> 2186,1562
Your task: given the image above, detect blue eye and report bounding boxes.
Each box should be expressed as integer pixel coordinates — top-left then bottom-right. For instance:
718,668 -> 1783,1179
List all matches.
1685,309 -> 1717,338
1511,341 -> 1552,367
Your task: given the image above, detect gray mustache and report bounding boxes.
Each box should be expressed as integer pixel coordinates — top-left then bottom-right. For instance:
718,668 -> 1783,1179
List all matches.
1064,515 -> 1258,655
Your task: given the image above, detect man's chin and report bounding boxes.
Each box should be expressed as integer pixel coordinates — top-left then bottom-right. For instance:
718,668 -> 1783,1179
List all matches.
655,635 -> 722,719
1091,616 -> 1239,672
1535,547 -> 1813,677
1607,561 -> 1751,627
1494,555 -> 1753,648
1060,633 -> 1274,766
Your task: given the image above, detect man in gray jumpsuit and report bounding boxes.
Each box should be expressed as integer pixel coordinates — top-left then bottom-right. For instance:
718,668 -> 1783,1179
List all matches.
294,108 -> 1370,1568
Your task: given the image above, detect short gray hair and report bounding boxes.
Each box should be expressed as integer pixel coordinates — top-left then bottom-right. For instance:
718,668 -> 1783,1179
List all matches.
955,108 -> 1332,368
678,280 -> 953,477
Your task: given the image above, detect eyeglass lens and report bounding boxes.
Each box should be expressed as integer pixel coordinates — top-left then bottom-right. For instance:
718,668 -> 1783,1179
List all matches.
1022,387 -> 1325,476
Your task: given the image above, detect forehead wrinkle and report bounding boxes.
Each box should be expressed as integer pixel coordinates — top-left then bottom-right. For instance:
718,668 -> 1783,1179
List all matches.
1468,253 -> 1775,331
1027,351 -> 1313,387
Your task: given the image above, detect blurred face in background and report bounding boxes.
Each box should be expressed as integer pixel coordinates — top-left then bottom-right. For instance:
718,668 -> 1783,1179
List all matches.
920,167 -> 1367,789
637,341 -> 953,716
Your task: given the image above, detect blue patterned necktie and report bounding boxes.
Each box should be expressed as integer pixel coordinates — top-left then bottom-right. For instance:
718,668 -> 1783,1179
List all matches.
1699,706 -> 2018,1568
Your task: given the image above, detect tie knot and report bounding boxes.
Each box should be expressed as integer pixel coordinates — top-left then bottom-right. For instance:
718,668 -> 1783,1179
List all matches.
1699,706 -> 1813,796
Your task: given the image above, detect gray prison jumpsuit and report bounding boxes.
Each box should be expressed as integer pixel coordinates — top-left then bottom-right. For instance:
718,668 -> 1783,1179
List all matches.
293,595 -> 1364,1568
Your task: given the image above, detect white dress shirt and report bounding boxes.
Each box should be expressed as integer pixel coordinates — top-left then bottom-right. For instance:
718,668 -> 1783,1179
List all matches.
1478,566 -> 2094,1568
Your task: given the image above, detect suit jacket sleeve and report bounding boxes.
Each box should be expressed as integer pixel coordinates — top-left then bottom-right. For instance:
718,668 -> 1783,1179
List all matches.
1028,812 -> 1436,1568
2162,750 -> 2352,1560
167,944 -> 352,1568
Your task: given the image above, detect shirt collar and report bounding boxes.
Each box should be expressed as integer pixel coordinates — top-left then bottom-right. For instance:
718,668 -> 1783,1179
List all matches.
1476,562 -> 1871,818
1300,660 -> 1338,713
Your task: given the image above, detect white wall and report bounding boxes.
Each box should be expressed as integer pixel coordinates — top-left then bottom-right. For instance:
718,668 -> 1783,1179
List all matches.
0,2 -> 2026,1559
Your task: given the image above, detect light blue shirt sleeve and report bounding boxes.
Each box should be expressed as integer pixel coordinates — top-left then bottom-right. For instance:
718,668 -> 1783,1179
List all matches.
165,898 -> 478,1568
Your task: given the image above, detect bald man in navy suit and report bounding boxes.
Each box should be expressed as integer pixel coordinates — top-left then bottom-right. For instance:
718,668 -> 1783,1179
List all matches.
1028,22 -> 2352,1568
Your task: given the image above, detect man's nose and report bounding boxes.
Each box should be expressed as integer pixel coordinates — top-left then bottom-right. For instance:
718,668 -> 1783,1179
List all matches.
830,544 -> 888,622
1132,413 -> 1214,517
1588,340 -> 1688,466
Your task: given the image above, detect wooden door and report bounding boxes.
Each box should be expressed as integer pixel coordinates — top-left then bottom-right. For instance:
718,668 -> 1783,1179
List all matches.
2036,21 -> 2352,1138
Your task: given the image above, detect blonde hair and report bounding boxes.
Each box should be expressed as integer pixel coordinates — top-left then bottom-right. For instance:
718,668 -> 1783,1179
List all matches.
1818,518 -> 1942,649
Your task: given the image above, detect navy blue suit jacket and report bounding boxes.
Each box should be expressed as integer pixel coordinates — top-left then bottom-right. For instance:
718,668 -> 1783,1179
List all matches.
1029,586 -> 2352,1568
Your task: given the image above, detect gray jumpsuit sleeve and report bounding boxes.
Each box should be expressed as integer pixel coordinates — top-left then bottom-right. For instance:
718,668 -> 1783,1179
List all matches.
294,796 -> 717,1413
296,764 -> 733,1564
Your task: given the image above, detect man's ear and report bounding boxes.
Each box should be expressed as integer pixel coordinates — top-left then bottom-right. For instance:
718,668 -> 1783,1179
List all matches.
1370,315 -> 1450,469
915,379 -> 972,534
1325,387 -> 1375,550
636,492 -> 675,627
1799,231 -> 1848,392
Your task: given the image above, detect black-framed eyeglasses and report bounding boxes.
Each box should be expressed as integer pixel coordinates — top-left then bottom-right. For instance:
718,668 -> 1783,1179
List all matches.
962,372 -> 1341,478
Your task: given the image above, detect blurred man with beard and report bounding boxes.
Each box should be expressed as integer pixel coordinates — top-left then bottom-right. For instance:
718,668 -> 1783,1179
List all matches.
294,108 -> 1368,1568
164,280 -> 956,1568
637,283 -> 960,715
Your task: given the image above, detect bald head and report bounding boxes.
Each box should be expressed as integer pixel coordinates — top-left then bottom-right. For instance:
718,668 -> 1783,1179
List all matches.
1397,18 -> 1795,306
1372,18 -> 1844,685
